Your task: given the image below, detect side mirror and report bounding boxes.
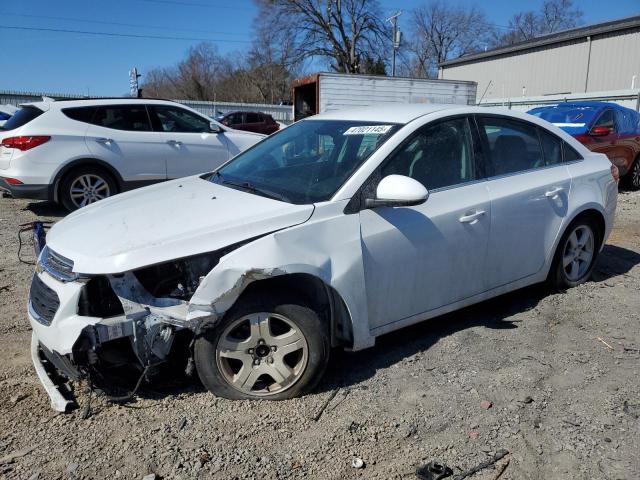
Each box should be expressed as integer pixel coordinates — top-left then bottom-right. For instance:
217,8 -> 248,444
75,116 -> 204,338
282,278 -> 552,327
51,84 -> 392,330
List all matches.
590,126 -> 612,136
365,175 -> 429,209
209,122 -> 223,133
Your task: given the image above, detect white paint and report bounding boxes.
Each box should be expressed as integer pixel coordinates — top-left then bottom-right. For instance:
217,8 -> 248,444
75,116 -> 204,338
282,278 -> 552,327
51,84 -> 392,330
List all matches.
376,174 -> 428,202
27,104 -> 618,407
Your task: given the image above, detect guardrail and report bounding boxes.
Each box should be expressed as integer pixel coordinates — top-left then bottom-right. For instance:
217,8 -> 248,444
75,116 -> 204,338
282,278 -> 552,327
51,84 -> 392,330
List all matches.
479,89 -> 640,112
0,90 -> 294,124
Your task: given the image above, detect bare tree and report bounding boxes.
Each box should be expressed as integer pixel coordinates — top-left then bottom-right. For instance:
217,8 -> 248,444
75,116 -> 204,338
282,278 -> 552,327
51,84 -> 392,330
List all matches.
405,1 -> 494,78
245,17 -> 302,103
494,0 -> 584,46
254,0 -> 389,74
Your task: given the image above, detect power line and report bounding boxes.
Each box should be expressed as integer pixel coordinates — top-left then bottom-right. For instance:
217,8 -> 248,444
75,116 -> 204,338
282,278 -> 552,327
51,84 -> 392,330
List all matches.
135,0 -> 253,10
0,24 -> 253,43
0,12 -> 249,37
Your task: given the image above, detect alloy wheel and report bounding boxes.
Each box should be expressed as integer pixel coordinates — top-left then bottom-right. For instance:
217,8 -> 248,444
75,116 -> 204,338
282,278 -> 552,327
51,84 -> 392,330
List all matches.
215,312 -> 309,396
69,174 -> 111,208
632,160 -> 640,189
562,224 -> 595,282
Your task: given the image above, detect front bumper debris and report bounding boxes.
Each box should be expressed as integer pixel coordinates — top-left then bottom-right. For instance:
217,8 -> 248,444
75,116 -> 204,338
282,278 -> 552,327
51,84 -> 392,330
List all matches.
30,332 -> 73,412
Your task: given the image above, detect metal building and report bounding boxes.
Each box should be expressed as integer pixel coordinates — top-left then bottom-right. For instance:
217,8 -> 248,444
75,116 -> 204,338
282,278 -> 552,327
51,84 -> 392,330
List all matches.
439,16 -> 640,103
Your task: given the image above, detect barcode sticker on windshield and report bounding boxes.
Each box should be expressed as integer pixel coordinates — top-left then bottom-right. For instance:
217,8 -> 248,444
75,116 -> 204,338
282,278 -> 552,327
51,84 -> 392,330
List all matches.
343,125 -> 393,135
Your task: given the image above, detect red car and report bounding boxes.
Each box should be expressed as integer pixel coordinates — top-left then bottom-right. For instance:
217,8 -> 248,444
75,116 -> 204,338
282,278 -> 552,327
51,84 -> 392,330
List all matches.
219,111 -> 280,135
529,102 -> 640,190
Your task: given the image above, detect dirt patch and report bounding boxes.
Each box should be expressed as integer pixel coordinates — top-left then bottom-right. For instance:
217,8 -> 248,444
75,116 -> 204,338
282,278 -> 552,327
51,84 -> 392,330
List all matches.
0,192 -> 639,479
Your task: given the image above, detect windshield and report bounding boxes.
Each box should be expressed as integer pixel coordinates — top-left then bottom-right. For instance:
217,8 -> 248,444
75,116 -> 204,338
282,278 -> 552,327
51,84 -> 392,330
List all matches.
210,119 -> 401,204
528,106 -> 598,127
0,106 -> 44,131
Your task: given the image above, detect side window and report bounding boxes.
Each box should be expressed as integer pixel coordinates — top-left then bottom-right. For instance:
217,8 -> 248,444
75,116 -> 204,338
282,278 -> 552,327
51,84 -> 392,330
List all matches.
152,106 -> 210,133
63,107 -> 97,123
229,113 -> 243,125
246,112 -> 262,124
91,106 -> 151,131
563,142 -> 583,162
381,117 -> 474,190
478,116 -> 544,176
538,128 -> 563,166
594,109 -> 615,131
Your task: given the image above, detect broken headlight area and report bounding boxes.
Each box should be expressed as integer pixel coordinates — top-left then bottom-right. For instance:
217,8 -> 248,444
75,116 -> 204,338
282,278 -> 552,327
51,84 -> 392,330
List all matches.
132,249 -> 230,301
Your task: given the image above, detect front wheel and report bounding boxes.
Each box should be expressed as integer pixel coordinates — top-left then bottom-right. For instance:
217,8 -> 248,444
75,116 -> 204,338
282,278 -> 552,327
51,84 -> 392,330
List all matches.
548,217 -> 600,290
194,294 -> 330,400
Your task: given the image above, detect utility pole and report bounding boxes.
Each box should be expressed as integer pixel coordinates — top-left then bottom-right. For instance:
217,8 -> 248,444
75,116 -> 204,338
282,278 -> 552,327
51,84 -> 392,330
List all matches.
387,11 -> 402,77
129,67 -> 142,97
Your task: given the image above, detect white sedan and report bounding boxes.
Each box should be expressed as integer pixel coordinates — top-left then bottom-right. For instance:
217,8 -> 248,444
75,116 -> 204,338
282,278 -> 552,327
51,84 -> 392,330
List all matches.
28,104 -> 617,408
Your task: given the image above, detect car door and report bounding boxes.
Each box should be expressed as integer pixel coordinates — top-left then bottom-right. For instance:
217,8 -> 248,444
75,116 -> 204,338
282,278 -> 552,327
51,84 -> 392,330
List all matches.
359,116 -> 491,329
476,115 -> 572,289
84,105 -> 167,184
613,108 -> 640,176
588,109 -> 628,168
245,112 -> 267,134
148,105 -> 229,178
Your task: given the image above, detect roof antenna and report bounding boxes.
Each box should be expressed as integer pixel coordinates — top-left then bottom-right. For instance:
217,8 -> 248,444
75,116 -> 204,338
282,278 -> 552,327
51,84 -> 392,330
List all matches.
477,80 -> 492,105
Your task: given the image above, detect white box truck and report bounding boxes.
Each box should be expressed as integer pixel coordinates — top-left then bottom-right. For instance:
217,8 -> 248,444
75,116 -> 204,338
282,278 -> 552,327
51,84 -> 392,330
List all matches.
292,72 -> 477,121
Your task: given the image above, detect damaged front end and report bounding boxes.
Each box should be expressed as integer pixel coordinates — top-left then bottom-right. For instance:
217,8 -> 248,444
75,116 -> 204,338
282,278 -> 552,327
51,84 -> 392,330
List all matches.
28,235 -> 240,411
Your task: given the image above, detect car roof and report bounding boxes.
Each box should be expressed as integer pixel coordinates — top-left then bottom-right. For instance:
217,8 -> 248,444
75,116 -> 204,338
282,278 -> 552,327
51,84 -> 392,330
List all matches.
530,101 -> 623,111
20,98 -> 180,109
311,104 -> 459,124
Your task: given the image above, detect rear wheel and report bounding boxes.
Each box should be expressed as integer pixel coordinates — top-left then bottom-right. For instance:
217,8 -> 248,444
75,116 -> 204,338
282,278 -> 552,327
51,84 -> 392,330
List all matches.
548,217 -> 601,289
60,167 -> 118,211
194,294 -> 330,400
624,157 -> 640,191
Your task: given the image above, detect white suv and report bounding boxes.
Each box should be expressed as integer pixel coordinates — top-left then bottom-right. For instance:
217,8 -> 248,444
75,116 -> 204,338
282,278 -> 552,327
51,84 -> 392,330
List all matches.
0,98 -> 264,210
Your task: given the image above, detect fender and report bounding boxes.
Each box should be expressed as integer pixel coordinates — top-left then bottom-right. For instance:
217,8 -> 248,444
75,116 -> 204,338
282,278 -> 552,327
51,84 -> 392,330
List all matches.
541,202 -> 608,279
186,200 -> 376,351
50,158 -> 126,202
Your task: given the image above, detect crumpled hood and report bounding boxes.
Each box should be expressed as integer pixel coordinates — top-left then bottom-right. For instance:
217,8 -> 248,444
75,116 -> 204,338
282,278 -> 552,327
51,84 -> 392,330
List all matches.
46,176 -> 314,274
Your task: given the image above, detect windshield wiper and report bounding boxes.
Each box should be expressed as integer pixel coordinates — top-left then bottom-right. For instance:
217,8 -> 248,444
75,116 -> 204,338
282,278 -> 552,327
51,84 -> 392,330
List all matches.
214,172 -> 289,203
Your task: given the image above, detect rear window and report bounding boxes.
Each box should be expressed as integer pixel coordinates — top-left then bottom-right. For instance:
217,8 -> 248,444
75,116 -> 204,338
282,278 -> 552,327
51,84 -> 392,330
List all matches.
1,106 -> 43,131
91,106 -> 152,131
63,107 -> 97,124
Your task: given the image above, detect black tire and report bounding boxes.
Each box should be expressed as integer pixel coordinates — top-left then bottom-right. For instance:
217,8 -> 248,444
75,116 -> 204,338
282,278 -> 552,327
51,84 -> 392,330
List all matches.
59,166 -> 118,211
548,215 -> 601,290
623,157 -> 640,191
194,293 -> 330,400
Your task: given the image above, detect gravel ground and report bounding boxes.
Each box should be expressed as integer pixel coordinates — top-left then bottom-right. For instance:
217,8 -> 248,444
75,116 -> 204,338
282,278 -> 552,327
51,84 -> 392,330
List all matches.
0,191 -> 639,480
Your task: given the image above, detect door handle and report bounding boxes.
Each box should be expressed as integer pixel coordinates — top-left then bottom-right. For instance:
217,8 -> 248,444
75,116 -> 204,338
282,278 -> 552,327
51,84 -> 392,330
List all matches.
95,137 -> 113,144
545,187 -> 564,198
167,140 -> 182,147
459,210 -> 486,224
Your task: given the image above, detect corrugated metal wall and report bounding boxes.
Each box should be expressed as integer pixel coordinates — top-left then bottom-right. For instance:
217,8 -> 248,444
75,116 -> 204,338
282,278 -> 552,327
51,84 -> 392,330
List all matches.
318,74 -> 477,113
441,27 -> 640,102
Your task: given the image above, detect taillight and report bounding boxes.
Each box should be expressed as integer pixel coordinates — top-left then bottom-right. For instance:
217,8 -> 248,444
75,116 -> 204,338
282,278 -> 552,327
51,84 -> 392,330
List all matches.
611,164 -> 620,182
4,177 -> 24,185
1,136 -> 51,151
